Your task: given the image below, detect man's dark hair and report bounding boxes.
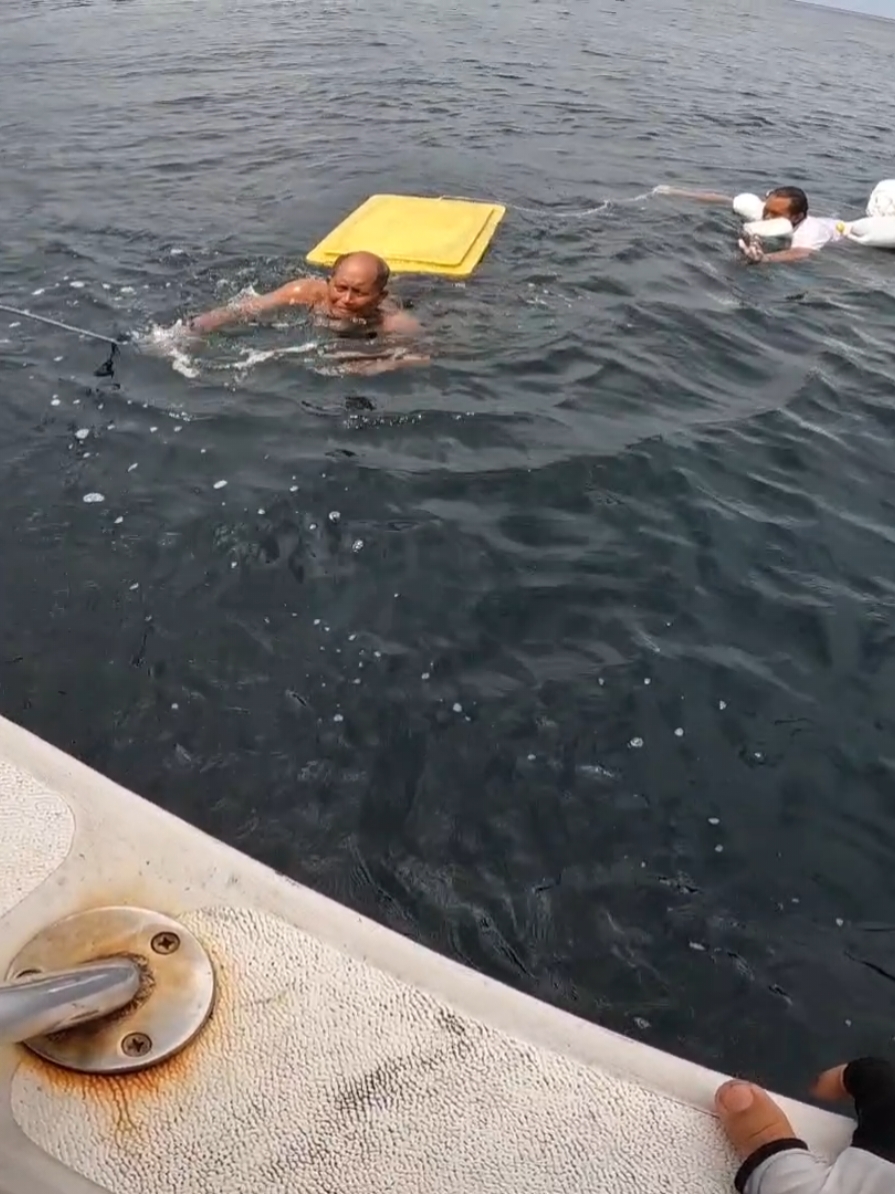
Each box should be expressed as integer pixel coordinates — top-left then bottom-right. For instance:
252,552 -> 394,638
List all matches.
332,252 -> 390,290
768,186 -> 808,220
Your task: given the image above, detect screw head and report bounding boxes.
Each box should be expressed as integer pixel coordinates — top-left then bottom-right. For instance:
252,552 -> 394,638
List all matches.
121,1032 -> 152,1058
151,931 -> 180,955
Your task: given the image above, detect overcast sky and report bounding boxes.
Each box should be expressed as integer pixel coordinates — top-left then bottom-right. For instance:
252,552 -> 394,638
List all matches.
804,0 -> 895,16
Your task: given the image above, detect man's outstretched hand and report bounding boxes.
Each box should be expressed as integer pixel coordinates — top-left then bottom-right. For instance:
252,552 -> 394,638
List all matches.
715,1057 -> 894,1194
738,236 -> 766,264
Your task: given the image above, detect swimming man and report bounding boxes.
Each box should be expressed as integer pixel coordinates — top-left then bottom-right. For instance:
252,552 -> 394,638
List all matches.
658,185 -> 843,264
188,250 -> 428,373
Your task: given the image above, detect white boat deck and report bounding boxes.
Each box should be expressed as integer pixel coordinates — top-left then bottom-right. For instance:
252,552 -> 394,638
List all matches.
0,714 -> 852,1194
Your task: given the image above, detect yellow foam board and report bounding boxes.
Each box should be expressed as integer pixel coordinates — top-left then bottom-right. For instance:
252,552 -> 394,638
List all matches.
306,194 -> 506,279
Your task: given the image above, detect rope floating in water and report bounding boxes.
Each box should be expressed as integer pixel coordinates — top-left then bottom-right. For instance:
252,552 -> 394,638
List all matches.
0,302 -> 124,346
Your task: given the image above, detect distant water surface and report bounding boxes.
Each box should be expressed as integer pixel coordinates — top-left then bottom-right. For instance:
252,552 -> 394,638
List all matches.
2,0 -> 895,1093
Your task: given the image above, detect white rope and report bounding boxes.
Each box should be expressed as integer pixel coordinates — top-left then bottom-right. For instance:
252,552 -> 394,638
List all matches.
435,194 -> 613,219
0,303 -> 123,346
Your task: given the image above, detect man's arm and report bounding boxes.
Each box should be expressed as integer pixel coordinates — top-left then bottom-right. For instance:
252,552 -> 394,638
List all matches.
654,186 -> 732,204
380,308 -> 420,336
188,278 -> 319,335
739,238 -> 813,265
331,349 -> 430,376
345,353 -> 430,376
757,248 -> 813,264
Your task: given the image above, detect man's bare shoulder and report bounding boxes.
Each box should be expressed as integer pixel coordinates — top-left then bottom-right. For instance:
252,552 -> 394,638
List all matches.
278,276 -> 327,304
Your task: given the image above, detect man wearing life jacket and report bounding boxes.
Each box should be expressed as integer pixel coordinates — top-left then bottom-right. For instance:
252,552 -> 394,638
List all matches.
657,185 -> 843,264
739,187 -> 844,264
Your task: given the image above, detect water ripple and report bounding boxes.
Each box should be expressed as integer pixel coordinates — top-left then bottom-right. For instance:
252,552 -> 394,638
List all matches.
2,0 -> 895,1092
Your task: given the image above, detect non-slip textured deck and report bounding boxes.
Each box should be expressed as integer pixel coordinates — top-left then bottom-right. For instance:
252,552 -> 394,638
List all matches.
0,714 -> 853,1194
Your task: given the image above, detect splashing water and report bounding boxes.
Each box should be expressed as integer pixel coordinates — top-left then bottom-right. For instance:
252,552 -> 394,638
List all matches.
141,322 -> 202,379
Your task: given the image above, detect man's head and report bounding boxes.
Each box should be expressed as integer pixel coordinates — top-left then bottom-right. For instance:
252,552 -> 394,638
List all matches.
327,251 -> 390,319
763,187 -> 809,226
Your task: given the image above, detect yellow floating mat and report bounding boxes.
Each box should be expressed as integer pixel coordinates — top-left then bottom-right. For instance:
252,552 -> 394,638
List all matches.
306,194 -> 506,279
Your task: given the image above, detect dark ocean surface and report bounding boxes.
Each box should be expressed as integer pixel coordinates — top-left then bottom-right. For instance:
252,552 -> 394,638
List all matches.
2,0 -> 895,1096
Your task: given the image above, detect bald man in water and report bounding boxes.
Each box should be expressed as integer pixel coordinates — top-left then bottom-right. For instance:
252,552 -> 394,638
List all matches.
187,250 -> 426,374
189,250 -> 419,335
